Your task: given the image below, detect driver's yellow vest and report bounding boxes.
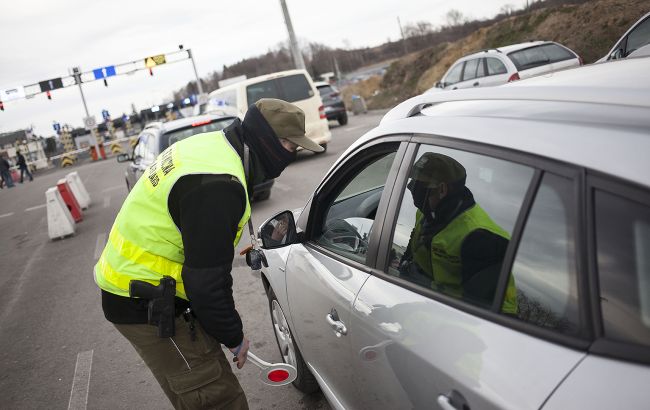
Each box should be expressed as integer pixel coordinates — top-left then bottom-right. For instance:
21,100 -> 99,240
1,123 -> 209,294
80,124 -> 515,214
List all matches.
94,131 -> 251,300
410,205 -> 517,313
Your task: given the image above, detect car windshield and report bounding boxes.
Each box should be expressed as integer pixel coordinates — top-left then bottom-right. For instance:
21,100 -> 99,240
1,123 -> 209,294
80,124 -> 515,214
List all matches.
160,118 -> 235,150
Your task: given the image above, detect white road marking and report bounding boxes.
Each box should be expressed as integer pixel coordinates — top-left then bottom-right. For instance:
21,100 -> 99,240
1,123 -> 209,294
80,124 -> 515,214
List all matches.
103,196 -> 110,208
101,185 -> 123,193
94,233 -> 107,260
68,350 -> 93,410
0,212 -> 14,218
344,125 -> 365,132
24,204 -> 46,212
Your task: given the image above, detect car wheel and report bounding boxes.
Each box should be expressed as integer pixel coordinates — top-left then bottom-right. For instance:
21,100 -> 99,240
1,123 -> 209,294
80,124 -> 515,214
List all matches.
338,112 -> 348,126
317,143 -> 327,153
267,287 -> 319,394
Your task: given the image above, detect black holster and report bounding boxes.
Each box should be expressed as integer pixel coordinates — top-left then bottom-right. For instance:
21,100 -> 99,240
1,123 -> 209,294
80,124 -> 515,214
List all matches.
129,276 -> 176,338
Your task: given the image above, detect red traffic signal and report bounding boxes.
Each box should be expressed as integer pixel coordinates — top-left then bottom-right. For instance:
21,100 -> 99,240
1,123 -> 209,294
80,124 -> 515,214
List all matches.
46,91 -> 52,100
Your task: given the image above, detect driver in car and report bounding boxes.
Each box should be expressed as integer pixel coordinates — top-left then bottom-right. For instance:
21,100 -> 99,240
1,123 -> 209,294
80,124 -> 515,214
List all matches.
399,152 -> 517,313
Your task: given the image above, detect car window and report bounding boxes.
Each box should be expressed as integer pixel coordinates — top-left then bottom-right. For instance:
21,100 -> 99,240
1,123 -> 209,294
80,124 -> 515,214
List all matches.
387,145 -> 534,310
595,190 -> 650,347
508,44 -> 574,71
278,74 -> 313,102
161,118 -> 235,150
315,150 -> 398,264
502,173 -> 579,336
317,85 -> 334,96
134,132 -> 153,164
444,62 -> 464,86
625,17 -> 650,56
246,79 -> 281,104
462,58 -> 480,81
486,57 -> 508,75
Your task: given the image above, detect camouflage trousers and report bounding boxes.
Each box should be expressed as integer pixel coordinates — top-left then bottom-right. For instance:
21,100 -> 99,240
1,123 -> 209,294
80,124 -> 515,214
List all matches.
115,317 -> 248,410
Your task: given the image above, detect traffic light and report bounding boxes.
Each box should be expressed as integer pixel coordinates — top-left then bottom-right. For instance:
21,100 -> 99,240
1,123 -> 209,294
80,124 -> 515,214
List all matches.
149,67 -> 154,76
46,91 -> 52,100
0,101 -> 4,111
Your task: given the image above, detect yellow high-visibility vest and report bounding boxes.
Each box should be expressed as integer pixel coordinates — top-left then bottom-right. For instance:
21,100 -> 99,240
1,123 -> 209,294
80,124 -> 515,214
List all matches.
94,131 -> 251,300
409,204 -> 518,313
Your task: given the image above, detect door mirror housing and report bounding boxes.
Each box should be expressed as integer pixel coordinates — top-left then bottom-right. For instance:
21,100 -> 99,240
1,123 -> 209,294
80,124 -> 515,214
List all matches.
259,211 -> 298,249
435,81 -> 443,88
116,153 -> 133,163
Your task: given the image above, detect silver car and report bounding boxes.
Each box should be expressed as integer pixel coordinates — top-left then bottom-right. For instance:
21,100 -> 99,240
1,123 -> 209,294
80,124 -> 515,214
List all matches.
257,57 -> 650,409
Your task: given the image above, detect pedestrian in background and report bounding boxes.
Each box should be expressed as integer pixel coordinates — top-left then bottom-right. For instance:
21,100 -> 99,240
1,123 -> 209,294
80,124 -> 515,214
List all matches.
0,154 -> 15,189
16,152 -> 33,183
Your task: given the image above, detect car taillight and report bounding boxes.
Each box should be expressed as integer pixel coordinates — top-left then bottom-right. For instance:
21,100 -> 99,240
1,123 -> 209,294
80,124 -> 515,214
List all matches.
191,120 -> 211,127
507,72 -> 520,82
319,105 -> 326,119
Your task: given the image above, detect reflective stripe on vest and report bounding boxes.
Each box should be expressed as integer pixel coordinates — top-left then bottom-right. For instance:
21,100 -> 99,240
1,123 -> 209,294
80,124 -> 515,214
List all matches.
410,204 -> 518,313
94,131 -> 251,300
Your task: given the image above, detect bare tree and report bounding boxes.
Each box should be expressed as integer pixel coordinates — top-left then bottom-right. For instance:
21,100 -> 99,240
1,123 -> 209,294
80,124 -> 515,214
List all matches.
445,9 -> 465,27
500,3 -> 516,15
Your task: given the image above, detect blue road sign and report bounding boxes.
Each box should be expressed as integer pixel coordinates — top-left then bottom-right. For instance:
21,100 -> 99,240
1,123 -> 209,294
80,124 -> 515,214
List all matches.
53,122 -> 61,133
102,109 -> 110,120
93,66 -> 116,80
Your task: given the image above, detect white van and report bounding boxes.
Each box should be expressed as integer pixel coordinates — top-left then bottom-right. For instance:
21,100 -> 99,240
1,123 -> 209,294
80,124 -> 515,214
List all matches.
206,69 -> 332,151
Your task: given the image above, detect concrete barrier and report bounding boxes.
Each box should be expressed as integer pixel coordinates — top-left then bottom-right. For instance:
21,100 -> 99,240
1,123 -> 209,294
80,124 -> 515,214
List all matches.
65,171 -> 91,209
57,179 -> 83,223
46,187 -> 76,239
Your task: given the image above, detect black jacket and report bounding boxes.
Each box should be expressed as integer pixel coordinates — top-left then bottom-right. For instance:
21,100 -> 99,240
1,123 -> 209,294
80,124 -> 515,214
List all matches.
102,121 -> 255,348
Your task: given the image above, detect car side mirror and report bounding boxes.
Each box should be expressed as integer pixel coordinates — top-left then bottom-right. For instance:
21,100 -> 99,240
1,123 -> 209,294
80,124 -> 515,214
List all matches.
259,211 -> 298,249
116,153 -> 133,163
435,81 -> 443,88
611,48 -> 624,60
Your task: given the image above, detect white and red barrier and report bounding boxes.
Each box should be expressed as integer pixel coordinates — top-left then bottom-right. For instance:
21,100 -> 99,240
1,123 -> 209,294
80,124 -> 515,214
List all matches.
46,187 -> 76,239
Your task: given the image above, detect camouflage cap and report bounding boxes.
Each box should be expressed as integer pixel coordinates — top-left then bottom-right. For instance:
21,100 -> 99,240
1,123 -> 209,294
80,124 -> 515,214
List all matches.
410,152 -> 466,187
255,98 -> 324,152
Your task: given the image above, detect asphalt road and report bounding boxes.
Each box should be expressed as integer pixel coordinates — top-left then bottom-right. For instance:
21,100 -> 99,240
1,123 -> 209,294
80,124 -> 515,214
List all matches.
0,110 -> 386,410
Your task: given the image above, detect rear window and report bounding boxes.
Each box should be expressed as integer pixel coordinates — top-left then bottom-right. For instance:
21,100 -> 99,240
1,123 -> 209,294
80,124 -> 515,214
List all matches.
246,74 -> 313,104
508,43 -> 576,71
317,85 -> 335,96
160,118 -> 235,150
277,74 -> 313,102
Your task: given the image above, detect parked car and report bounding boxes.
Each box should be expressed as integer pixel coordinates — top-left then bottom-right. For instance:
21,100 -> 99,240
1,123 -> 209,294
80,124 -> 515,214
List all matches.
207,69 -> 331,152
314,81 -> 348,126
117,114 -> 274,201
431,41 -> 582,91
598,12 -> 650,62
257,57 -> 650,409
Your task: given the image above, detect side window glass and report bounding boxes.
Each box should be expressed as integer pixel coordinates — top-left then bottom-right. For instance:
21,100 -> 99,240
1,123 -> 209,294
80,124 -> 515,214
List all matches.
277,74 -> 313,102
476,58 -> 487,78
625,17 -> 650,56
388,145 -> 534,310
315,150 -> 398,264
246,79 -> 280,104
503,174 -> 579,336
444,63 -> 464,86
462,58 -> 480,81
595,190 -> 650,346
486,58 -> 508,75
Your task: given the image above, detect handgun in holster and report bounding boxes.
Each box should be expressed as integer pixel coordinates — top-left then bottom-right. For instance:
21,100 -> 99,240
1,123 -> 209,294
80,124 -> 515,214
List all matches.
129,276 -> 176,338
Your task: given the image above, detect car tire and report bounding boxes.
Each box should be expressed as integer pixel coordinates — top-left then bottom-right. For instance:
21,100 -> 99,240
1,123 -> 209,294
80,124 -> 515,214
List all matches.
317,143 -> 327,153
267,287 -> 319,394
338,112 -> 348,126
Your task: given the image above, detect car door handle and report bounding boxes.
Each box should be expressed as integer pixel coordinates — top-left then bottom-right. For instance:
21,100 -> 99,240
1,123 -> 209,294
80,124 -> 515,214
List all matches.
326,309 -> 347,337
437,390 -> 470,410
473,81 -> 480,87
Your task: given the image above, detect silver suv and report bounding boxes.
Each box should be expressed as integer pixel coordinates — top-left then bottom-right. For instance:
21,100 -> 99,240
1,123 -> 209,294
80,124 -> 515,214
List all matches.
433,41 -> 581,91
258,57 -> 650,409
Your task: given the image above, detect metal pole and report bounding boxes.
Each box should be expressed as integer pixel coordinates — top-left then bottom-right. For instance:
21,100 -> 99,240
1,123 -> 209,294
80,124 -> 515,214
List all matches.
397,16 -> 408,55
73,67 -> 101,160
187,49 -> 204,95
279,0 -> 306,70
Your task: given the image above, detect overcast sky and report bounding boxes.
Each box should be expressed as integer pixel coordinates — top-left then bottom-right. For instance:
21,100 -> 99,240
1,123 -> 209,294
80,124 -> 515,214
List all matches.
0,0 -> 526,137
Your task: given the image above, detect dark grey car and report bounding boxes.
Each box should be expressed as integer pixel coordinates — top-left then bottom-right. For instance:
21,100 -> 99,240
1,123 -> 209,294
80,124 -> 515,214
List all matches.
118,114 -> 274,200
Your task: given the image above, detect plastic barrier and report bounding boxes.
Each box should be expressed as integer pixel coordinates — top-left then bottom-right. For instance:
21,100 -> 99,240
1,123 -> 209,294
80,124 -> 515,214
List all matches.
57,179 -> 83,222
65,171 -> 91,209
46,187 -> 76,239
